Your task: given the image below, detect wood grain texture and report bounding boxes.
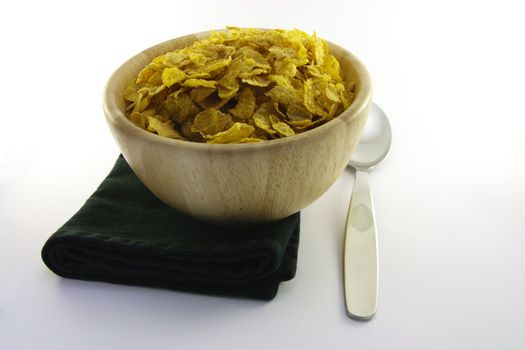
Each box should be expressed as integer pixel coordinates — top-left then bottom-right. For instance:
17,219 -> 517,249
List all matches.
103,30 -> 372,224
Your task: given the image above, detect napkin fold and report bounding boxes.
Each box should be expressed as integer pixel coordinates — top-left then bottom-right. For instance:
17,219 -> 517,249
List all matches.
41,155 -> 300,300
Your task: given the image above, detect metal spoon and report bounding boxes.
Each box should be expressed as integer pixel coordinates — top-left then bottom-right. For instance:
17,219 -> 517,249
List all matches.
344,103 -> 392,320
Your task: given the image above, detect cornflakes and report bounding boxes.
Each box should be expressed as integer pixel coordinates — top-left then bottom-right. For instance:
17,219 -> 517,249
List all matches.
146,116 -> 182,139
191,109 -> 232,136
125,27 -> 355,143
229,87 -> 256,119
206,122 -> 255,144
161,67 -> 186,87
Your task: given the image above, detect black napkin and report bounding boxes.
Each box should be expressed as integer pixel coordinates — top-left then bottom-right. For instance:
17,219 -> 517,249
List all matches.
41,155 -> 300,300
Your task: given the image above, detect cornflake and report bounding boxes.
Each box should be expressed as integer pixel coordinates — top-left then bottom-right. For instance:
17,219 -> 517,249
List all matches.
125,27 -> 355,144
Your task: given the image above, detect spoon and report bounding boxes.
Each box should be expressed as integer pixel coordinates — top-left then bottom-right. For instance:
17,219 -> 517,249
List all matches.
344,103 -> 392,320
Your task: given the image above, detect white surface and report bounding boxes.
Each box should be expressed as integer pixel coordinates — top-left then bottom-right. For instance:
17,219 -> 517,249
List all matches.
1,0 -> 524,349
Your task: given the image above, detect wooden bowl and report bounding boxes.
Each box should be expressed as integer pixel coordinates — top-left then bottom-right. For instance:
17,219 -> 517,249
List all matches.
103,30 -> 372,224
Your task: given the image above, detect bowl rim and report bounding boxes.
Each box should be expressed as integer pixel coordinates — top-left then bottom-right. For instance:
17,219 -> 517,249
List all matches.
103,29 -> 372,152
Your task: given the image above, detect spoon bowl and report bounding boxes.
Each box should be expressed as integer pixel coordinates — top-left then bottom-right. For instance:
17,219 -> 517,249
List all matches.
349,104 -> 392,171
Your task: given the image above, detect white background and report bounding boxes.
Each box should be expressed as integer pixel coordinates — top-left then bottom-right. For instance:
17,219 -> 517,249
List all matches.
1,0 -> 524,349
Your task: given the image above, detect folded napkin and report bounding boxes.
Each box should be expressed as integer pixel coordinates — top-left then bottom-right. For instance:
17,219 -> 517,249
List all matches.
42,155 -> 300,300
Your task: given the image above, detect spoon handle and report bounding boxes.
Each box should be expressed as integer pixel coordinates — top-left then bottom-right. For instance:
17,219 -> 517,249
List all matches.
344,170 -> 378,320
